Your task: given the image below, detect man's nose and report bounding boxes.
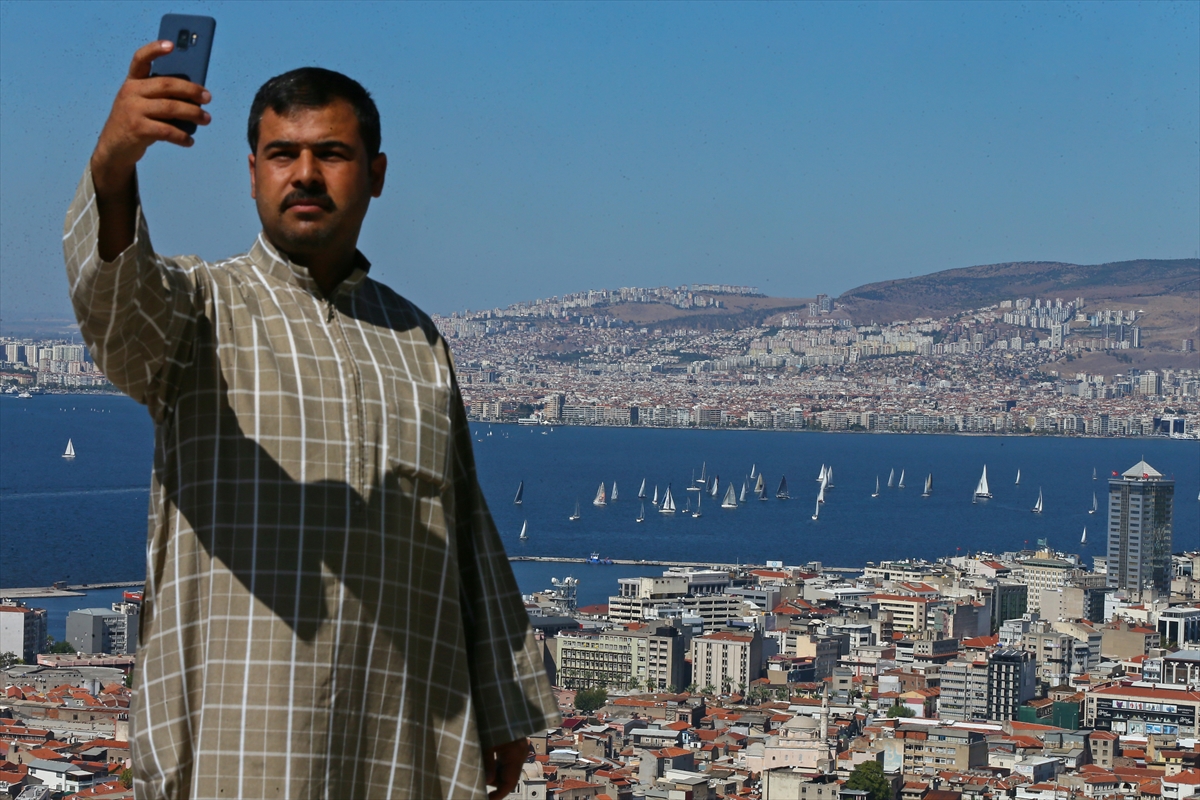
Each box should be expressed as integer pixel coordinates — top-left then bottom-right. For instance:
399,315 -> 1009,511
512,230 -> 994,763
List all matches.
293,150 -> 323,187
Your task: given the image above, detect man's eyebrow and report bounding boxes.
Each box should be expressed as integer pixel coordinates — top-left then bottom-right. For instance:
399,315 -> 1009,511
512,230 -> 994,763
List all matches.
262,139 -> 356,151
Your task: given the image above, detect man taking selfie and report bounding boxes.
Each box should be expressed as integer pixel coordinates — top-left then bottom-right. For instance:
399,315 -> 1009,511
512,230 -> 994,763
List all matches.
64,39 -> 558,800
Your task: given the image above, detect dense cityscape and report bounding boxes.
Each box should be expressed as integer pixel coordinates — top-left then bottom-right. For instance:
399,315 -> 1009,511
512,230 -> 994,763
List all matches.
5,461 -> 1200,799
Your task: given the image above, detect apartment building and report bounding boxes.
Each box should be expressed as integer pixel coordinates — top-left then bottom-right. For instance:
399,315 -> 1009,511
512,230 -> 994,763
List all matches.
555,625 -> 687,690
1021,555 -> 1078,613
1085,684 -> 1200,736
939,660 -> 990,721
1107,461 -> 1175,599
869,594 -> 928,633
988,649 -> 1037,721
879,726 -> 988,774
0,604 -> 48,664
691,630 -> 763,692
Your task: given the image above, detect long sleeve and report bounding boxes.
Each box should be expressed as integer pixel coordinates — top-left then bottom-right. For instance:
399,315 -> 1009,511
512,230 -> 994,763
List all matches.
63,168 -> 201,419
446,374 -> 561,749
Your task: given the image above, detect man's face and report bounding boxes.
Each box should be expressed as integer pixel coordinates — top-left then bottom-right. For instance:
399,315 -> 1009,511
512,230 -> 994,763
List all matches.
249,98 -> 385,262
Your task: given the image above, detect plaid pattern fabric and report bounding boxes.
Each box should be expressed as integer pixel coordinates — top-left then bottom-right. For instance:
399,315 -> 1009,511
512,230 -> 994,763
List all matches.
63,170 -> 559,800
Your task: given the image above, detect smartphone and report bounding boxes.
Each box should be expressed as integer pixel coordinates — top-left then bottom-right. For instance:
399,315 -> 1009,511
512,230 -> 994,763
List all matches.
148,14 -> 216,135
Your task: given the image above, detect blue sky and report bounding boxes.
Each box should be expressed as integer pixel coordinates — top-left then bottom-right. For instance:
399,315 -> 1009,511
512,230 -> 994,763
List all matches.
1,1 -> 1196,324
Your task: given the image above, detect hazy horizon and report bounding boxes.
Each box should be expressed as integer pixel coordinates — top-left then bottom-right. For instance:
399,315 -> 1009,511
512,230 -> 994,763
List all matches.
2,1 -> 1197,326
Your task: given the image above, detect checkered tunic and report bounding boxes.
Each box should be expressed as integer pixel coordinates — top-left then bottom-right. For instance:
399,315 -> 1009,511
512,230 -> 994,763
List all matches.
63,170 -> 559,800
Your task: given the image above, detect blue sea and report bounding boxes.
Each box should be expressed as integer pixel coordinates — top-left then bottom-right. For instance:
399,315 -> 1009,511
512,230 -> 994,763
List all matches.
3,394 -> 1198,623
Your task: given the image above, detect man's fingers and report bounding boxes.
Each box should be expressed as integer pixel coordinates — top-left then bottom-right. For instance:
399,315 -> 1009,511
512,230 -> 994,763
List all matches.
141,98 -> 211,127
128,40 -> 173,79
142,119 -> 195,148
140,76 -> 211,105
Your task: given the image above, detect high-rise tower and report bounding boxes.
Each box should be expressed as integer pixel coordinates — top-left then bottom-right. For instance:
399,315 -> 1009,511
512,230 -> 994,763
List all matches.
1106,460 -> 1174,599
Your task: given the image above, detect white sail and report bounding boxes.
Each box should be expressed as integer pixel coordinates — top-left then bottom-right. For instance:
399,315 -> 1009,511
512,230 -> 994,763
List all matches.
922,473 -> 932,497
812,499 -> 820,520
817,464 -> 826,482
1089,493 -> 1097,514
1032,488 -> 1043,514
750,463 -> 756,479
817,482 -> 826,504
652,486 -> 659,506
755,474 -> 765,496
519,520 -> 528,540
776,476 -> 789,500
711,476 -> 720,497
887,468 -> 895,488
638,478 -> 647,499
1015,469 -> 1021,486
974,465 -> 992,498
1093,468 -> 1098,481
637,503 -> 645,523
611,481 -> 618,502
698,462 -> 707,485
872,476 -> 880,498
660,485 -> 676,513
692,492 -> 702,518
739,480 -> 748,503
722,482 -> 738,509
1081,526 -> 1087,544
513,481 -> 524,504
570,501 -> 581,521
826,466 -> 833,488
898,470 -> 905,489
593,482 -> 607,507
63,439 -> 75,459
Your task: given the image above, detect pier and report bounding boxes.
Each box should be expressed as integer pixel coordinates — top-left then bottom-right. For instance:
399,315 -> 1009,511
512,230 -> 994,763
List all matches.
508,555 -> 861,574
0,580 -> 145,599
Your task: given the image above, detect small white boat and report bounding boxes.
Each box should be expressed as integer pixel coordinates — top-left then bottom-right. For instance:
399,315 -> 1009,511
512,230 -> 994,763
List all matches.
1015,469 -> 1021,486
659,485 -> 676,514
776,476 -> 789,500
63,439 -> 76,459
519,520 -> 528,541
1032,488 -> 1044,514
922,474 -> 932,498
697,462 -> 707,486
638,478 -> 647,499
652,485 -> 660,507
1093,467 -> 1098,481
898,469 -> 906,489
826,466 -> 834,488
739,480 -> 748,503
513,481 -> 524,505
611,481 -> 618,502
974,465 -> 992,499
755,473 -> 766,498
710,476 -> 720,498
811,499 -> 820,521
1089,493 -> 1097,515
887,468 -> 895,488
749,463 -> 757,479
692,492 -> 702,519
816,464 -> 827,483
593,482 -> 607,507
636,503 -> 645,523
569,501 -> 581,521
1080,526 -> 1087,545
721,482 -> 738,509
871,476 -> 880,498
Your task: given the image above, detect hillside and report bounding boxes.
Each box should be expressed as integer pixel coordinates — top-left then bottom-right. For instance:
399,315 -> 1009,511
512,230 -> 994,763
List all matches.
837,258 -> 1199,353
607,295 -> 812,331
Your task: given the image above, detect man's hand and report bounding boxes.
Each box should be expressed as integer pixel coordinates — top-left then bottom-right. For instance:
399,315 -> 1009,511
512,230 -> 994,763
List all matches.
90,40 -> 212,260
484,737 -> 529,800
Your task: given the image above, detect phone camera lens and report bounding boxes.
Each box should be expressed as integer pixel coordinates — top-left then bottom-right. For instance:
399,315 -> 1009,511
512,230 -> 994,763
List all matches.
176,30 -> 190,50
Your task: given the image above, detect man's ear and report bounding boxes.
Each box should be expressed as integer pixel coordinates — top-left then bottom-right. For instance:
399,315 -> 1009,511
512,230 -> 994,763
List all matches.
370,152 -> 387,198
248,153 -> 257,200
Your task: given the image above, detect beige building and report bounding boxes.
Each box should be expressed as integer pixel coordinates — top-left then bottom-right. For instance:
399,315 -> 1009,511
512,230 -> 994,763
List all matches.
869,594 -> 929,632
691,630 -> 763,692
556,624 -> 687,690
1020,555 -> 1078,613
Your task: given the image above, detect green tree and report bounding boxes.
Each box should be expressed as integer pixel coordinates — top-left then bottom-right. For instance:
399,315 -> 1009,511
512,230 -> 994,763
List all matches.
46,637 -> 76,654
119,768 -> 134,789
574,687 -> 608,713
846,760 -> 891,800
0,652 -> 22,669
886,704 -> 915,718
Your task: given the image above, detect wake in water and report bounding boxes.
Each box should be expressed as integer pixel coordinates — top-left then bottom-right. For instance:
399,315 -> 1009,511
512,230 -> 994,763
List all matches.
0,486 -> 149,500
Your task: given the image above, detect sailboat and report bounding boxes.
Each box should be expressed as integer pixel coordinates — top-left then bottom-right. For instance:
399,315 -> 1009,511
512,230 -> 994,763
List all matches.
1093,468 -> 1098,481
692,492 -> 702,519
710,476 -> 720,498
816,464 -> 827,483
652,486 -> 660,507
1015,469 -> 1021,486
817,481 -> 826,505
826,466 -> 834,488
638,478 -> 647,499
513,481 -> 524,505
871,476 -> 880,498
1032,488 -> 1044,514
569,501 -> 581,521
683,497 -> 691,514
659,485 -> 676,514
697,462 -> 707,486
519,520 -> 528,541
776,476 -> 789,500
611,481 -> 618,502
922,474 -> 932,497
62,439 -> 75,459
974,465 -> 992,499
636,503 -> 645,523
898,470 -> 906,489
811,498 -> 820,521
887,468 -> 895,488
593,482 -> 607,507
1089,493 -> 1097,515
722,482 -> 739,509
1081,526 -> 1087,545
739,480 -> 748,503
750,464 -> 757,479
755,473 -> 767,500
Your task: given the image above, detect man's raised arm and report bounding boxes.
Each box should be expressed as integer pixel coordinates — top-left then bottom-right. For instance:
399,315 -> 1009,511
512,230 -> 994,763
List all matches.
64,41 -> 211,413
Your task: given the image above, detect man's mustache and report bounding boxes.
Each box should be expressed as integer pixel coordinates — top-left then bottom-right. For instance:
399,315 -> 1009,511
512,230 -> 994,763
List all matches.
281,190 -> 336,212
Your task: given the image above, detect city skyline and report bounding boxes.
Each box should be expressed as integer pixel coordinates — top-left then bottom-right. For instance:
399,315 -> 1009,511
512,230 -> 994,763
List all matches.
2,1 -> 1197,325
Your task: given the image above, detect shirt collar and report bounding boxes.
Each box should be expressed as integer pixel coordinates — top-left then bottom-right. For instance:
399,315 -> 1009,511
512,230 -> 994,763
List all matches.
249,233 -> 371,298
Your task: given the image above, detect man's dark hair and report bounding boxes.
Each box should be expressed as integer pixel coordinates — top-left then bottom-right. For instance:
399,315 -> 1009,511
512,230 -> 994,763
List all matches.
248,67 -> 381,158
